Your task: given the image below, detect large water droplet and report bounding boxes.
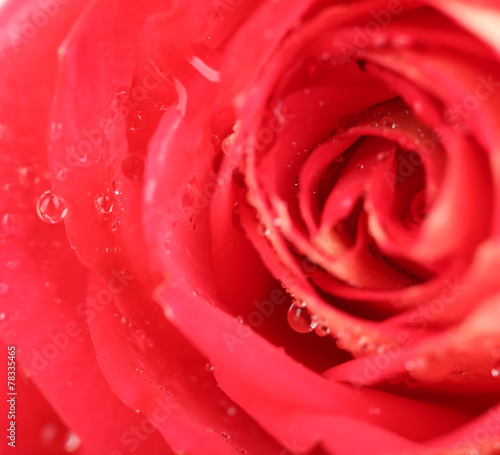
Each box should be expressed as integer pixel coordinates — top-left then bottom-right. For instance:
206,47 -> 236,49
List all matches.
121,154 -> 145,181
287,302 -> 317,333
36,191 -> 68,224
95,193 -> 114,213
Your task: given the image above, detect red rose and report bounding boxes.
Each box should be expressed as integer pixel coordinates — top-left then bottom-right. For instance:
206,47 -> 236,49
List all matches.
1,0 -> 500,454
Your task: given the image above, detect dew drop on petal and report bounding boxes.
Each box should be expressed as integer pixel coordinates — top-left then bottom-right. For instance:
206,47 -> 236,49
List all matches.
112,179 -> 123,195
294,298 -> 306,308
129,111 -> 148,133
405,360 -> 416,372
36,191 -> 68,224
257,224 -> 270,236
492,361 -> 500,378
377,150 -> 391,161
273,217 -> 282,227
287,302 -> 317,333
315,324 -> 330,337
221,431 -> 230,442
64,432 -> 81,453
205,363 -> 214,372
95,193 -> 114,213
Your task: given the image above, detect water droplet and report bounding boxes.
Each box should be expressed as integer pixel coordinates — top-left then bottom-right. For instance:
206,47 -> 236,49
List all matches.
116,86 -> 129,105
491,361 -> 500,378
287,302 -> 317,333
64,432 -> 81,453
129,111 -> 148,133
334,155 -> 344,164
0,313 -> 5,320
121,154 -> 145,181
377,151 -> 391,161
205,363 -> 214,372
257,224 -> 270,236
315,325 -> 330,337
152,101 -> 167,112
95,193 -> 114,213
405,360 -> 416,372
221,431 -> 231,442
0,283 -> 8,296
112,179 -> 123,195
392,34 -> 410,48
227,406 -> 237,416
379,116 -> 396,128
222,136 -> 233,154
210,135 -> 220,146
294,298 -> 306,308
369,407 -> 381,415
36,191 -> 68,224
